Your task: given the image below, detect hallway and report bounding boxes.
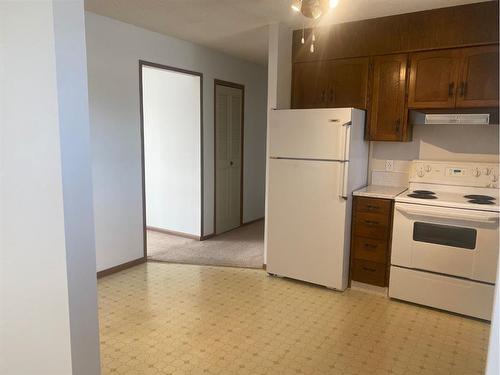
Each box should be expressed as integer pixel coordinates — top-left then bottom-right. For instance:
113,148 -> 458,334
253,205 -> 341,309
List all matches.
147,220 -> 264,269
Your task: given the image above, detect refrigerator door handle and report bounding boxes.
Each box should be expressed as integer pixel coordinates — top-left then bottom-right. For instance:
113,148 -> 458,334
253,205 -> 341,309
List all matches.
339,161 -> 349,200
342,121 -> 352,161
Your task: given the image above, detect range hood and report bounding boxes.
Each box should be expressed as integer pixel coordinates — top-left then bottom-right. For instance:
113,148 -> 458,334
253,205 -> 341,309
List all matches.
410,111 -> 492,125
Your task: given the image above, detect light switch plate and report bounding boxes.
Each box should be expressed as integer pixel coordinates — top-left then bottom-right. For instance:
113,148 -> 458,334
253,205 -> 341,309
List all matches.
385,160 -> 394,172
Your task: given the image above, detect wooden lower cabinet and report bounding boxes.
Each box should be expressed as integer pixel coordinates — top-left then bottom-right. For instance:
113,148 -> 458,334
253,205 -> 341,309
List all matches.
350,196 -> 394,287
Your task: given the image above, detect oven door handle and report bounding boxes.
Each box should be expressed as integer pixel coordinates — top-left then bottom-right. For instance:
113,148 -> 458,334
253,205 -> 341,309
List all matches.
396,205 -> 499,224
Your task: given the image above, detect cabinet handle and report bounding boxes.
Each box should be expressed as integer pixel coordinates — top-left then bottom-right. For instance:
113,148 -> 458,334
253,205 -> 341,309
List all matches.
329,88 -> 334,103
366,205 -> 379,211
364,220 -> 379,226
459,82 -> 465,97
364,243 -> 377,249
362,267 -> 377,272
463,82 -> 468,97
395,118 -> 401,133
448,82 -> 455,97
320,90 -> 326,103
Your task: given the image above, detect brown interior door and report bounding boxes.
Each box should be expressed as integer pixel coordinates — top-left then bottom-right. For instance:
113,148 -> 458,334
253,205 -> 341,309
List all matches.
368,54 -> 409,141
327,57 -> 369,109
456,45 -> 499,108
408,49 -> 461,109
291,62 -> 329,108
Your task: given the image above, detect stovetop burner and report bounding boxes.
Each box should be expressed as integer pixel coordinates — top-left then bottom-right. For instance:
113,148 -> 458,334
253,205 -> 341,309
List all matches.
464,195 -> 496,201
407,193 -> 438,199
468,199 -> 496,205
413,190 -> 436,195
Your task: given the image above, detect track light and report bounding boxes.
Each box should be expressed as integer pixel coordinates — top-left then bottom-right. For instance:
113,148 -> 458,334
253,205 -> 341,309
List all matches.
291,0 -> 302,12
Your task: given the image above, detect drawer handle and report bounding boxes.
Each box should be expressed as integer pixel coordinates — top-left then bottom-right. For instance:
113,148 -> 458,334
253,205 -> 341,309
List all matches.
365,205 -> 379,211
364,220 -> 379,226
364,243 -> 377,249
362,267 -> 377,272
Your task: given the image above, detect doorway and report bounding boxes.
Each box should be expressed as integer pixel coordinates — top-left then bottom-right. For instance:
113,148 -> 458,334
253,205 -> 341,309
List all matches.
139,61 -> 203,258
214,80 -> 244,235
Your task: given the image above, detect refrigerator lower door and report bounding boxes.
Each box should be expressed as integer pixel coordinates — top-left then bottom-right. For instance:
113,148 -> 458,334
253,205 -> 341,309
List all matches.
266,158 -> 350,290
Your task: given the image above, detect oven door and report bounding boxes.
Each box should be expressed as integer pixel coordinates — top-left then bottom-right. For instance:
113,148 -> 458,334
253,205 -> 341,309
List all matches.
391,203 -> 499,283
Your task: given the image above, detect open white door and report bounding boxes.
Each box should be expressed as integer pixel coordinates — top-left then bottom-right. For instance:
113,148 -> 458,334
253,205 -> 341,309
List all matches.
215,83 -> 243,234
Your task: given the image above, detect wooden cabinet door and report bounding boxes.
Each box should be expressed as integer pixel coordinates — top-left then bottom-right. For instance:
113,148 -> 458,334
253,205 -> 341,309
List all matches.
368,54 -> 409,141
327,57 -> 369,109
408,49 -> 461,108
456,45 -> 499,108
291,62 -> 329,108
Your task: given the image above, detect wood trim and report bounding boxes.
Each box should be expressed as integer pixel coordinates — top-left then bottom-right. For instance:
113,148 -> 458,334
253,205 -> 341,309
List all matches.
146,226 -> 201,240
97,257 -> 146,279
213,79 -> 245,235
139,60 -> 204,257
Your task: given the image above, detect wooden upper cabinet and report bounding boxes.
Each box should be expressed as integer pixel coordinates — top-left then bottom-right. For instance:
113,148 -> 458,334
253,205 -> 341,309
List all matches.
291,57 -> 369,109
326,57 -> 370,109
408,45 -> 499,109
291,62 -> 329,109
456,45 -> 499,108
368,54 -> 409,141
408,49 -> 461,109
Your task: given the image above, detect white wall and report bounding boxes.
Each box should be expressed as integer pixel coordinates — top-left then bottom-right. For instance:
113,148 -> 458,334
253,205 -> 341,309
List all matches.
0,1 -> 100,374
143,66 -> 201,236
369,124 -> 500,185
85,12 -> 268,271
264,23 -> 293,264
267,23 -> 293,111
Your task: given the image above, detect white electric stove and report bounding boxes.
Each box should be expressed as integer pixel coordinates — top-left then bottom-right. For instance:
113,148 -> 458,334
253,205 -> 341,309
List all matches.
389,160 -> 499,320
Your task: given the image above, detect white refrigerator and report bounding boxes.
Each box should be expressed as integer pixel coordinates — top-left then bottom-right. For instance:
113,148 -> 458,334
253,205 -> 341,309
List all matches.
265,108 -> 368,291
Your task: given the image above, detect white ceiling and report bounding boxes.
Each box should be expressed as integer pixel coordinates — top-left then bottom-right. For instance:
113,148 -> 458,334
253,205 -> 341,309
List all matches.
84,0 -> 489,66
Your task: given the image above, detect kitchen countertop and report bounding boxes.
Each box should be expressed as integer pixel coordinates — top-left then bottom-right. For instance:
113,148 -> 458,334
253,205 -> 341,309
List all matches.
353,185 -> 408,200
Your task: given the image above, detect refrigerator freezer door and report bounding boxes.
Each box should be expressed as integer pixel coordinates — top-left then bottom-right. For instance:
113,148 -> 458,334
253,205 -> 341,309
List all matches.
266,158 -> 350,290
269,108 -> 353,161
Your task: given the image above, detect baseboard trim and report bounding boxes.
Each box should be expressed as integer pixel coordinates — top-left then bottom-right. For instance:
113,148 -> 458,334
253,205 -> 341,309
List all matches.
242,216 -> 264,226
147,226 -> 201,240
97,257 -> 146,279
200,233 -> 215,241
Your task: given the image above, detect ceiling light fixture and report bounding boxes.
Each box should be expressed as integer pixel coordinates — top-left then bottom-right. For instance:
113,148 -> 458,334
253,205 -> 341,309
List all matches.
291,0 -> 302,12
291,0 -> 340,53
329,0 -> 339,8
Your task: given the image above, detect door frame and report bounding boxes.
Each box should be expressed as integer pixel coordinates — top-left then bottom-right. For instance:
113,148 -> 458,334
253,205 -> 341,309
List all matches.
139,60 -> 204,257
213,79 -> 245,235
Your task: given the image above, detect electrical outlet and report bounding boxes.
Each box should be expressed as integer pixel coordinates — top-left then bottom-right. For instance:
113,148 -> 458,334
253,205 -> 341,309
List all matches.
385,160 -> 394,172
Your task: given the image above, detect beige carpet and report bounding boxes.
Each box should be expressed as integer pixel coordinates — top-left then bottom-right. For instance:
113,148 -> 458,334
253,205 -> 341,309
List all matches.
147,220 -> 264,269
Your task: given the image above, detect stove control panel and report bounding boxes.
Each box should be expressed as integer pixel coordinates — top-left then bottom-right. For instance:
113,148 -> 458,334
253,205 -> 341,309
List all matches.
410,161 -> 499,188
447,167 -> 466,177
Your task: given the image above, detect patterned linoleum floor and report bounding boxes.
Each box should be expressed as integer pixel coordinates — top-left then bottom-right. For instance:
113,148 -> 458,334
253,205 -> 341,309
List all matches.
98,262 -> 490,375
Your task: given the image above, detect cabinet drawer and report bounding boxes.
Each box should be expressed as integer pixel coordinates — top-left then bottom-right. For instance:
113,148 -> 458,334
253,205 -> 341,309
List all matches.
354,212 -> 390,240
352,260 -> 387,287
355,197 -> 391,216
352,237 -> 388,263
